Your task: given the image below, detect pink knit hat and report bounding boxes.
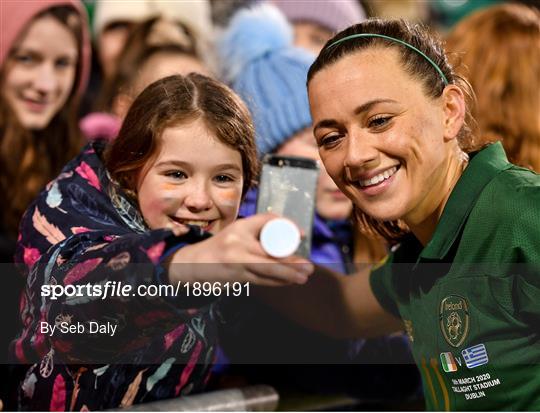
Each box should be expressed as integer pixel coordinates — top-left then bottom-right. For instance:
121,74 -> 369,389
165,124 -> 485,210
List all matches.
0,0 -> 91,97
271,0 -> 366,33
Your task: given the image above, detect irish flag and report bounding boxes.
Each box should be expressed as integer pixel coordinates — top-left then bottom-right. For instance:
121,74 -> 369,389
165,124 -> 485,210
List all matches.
440,352 -> 458,372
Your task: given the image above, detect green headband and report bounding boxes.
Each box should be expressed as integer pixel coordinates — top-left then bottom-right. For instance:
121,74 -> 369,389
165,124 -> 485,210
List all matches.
326,33 -> 449,86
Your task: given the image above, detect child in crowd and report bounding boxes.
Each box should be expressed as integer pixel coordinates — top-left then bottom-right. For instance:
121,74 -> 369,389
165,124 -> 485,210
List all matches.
11,73 -> 311,410
92,0 -> 212,81
215,5 -> 420,400
445,3 -> 540,172
80,0 -> 213,116
81,16 -> 211,141
272,0 -> 366,54
0,1 -> 90,406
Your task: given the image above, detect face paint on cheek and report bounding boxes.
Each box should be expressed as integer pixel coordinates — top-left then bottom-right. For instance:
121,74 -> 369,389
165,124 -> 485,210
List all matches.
160,183 -> 177,191
157,183 -> 182,208
217,188 -> 242,207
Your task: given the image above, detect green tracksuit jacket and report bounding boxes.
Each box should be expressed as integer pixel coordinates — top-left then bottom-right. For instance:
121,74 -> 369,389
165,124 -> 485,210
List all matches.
370,142 -> 540,411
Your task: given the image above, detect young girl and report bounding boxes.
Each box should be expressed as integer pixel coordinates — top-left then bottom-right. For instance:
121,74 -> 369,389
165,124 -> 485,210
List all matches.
12,73 -> 311,410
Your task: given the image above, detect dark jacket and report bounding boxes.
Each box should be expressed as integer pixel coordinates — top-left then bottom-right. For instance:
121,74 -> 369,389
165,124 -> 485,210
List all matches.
11,143 -> 217,410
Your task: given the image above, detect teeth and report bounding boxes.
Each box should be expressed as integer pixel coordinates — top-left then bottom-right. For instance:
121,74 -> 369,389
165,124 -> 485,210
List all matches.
180,220 -> 210,227
24,97 -> 46,104
359,166 -> 398,187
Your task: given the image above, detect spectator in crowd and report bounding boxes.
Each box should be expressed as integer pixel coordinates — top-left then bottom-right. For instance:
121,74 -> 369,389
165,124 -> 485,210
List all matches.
363,0 -> 429,23
81,17 -> 211,142
11,73 -> 312,410
272,0 -> 366,54
92,0 -> 213,81
210,0 -> 260,27
0,0 -> 90,258
445,3 -> 540,171
0,1 -> 90,407
215,5 -> 419,400
79,0 -> 213,116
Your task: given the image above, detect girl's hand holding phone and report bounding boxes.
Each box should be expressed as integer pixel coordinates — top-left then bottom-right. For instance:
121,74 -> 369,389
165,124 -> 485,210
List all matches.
166,213 -> 314,286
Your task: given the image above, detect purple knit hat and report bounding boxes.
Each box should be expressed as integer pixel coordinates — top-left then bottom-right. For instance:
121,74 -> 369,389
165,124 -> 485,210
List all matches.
271,0 -> 366,33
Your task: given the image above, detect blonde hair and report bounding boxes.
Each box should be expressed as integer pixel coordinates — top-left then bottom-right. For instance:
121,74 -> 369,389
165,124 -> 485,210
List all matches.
445,4 -> 540,172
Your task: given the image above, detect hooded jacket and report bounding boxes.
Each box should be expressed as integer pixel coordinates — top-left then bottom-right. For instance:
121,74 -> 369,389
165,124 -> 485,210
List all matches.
11,143 -> 217,410
0,0 -> 92,260
0,0 -> 91,97
0,3 -> 93,408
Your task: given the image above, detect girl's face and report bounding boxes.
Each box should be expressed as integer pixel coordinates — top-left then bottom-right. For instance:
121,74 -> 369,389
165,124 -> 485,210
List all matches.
276,128 -> 352,221
308,48 -> 460,227
136,119 -> 244,234
2,15 -> 78,130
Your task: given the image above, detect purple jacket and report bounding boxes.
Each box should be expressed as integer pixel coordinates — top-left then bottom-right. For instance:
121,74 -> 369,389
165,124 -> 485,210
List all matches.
239,188 -> 353,273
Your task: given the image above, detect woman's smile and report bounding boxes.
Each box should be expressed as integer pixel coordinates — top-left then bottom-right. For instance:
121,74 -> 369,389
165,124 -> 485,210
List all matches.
309,48 -> 460,225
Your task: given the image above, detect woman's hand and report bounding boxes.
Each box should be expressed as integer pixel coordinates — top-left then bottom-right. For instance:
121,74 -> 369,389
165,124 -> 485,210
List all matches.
166,214 -> 314,286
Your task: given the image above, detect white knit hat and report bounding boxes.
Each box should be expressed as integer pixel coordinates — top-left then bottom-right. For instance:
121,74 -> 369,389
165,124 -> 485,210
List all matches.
93,0 -> 213,43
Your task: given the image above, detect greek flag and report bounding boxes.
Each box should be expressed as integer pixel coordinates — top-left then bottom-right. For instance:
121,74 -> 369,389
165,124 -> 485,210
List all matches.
461,344 -> 489,368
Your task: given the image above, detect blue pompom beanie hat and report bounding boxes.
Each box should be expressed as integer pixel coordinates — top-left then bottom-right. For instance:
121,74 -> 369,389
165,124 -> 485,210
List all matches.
218,4 -> 315,156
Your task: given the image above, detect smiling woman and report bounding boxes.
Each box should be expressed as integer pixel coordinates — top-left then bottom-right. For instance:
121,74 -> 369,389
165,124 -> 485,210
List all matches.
0,0 -> 90,249
307,21 -> 476,243
0,1 -> 90,408
263,18 -> 540,412
2,15 -> 78,130
309,45 -> 468,244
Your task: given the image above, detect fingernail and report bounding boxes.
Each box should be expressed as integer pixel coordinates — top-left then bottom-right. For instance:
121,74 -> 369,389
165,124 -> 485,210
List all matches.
296,274 -> 308,284
300,263 -> 314,276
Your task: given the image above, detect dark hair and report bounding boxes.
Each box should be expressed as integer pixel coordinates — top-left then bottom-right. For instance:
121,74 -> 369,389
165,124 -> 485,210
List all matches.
104,73 -> 258,198
0,6 -> 83,236
308,18 -> 477,152
307,19 -> 477,242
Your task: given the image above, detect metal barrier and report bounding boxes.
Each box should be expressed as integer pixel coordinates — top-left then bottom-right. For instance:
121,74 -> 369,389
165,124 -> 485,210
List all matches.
108,385 -> 279,412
